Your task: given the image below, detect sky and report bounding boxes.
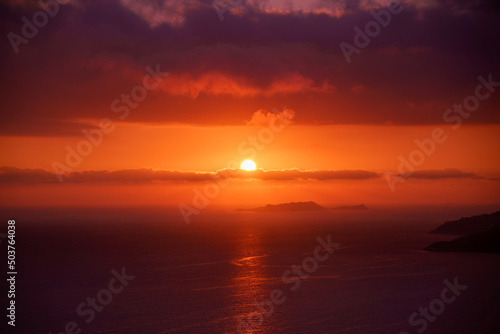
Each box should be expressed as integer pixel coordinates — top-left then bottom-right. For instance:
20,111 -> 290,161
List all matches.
0,0 -> 499,210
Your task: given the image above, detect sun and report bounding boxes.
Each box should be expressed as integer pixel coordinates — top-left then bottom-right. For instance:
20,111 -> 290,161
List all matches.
241,160 -> 256,171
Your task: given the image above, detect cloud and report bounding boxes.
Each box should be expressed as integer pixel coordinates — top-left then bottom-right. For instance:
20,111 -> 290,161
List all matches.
246,108 -> 296,126
392,168 -> 485,180
118,0 -> 190,27
0,166 -> 379,184
0,166 -> 58,184
231,168 -> 379,181
0,118 -> 102,137
1,0 -> 499,136
3,166 -> 494,184
157,73 -> 334,98
114,0 -> 500,27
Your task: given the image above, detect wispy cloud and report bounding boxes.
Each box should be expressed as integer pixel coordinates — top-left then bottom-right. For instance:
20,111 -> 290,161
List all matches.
246,108 -> 296,126
1,166 -> 494,184
392,168 -> 485,180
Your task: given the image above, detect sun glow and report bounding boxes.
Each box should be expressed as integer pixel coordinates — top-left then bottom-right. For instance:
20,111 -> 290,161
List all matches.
241,160 -> 256,171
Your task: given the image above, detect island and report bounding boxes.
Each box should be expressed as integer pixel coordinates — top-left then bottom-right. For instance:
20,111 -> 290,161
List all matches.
237,201 -> 368,212
425,211 -> 500,253
429,211 -> 500,235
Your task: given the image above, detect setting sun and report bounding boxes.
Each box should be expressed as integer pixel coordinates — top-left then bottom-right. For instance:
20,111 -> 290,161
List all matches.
241,160 -> 256,171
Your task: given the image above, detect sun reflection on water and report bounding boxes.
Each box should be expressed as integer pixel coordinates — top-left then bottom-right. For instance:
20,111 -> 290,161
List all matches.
229,227 -> 271,333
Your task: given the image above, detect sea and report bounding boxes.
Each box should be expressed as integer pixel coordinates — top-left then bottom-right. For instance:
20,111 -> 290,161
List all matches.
1,204 -> 499,334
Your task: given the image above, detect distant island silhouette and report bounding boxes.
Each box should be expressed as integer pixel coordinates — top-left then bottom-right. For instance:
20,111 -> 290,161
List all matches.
429,211 -> 500,235
238,201 -> 368,212
425,211 -> 500,253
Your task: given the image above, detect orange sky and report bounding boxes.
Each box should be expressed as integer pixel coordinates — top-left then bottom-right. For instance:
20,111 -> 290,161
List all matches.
1,123 -> 500,173
1,121 -> 499,208
1,0 -> 499,210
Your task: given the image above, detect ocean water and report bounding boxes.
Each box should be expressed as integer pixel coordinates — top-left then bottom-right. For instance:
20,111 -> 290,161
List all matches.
1,205 -> 500,334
